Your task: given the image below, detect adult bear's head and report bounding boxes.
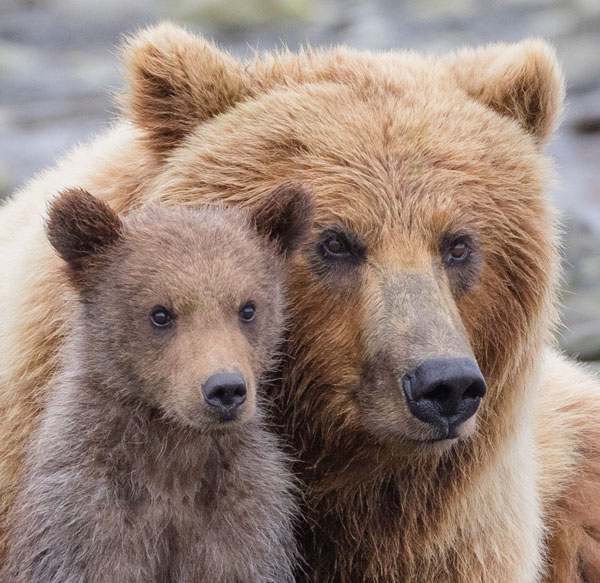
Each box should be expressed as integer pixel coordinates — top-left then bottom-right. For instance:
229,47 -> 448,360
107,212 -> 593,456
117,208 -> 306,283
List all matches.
122,23 -> 564,455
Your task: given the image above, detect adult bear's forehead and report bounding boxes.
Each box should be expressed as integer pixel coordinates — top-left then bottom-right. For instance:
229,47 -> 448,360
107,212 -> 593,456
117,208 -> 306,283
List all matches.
155,74 -> 548,241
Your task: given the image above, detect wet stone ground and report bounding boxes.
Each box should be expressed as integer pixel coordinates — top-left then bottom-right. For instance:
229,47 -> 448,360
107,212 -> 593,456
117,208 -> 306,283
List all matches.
1,0 -> 599,366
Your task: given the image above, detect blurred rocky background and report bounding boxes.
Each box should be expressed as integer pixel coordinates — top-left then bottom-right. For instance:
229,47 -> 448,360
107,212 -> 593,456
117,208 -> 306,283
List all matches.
1,0 -> 599,370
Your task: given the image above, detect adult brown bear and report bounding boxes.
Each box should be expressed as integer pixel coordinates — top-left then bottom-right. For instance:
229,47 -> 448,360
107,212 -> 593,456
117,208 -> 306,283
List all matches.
0,23 -> 598,582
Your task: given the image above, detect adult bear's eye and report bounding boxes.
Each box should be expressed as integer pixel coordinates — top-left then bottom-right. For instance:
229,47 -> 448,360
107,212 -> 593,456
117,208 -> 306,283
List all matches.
446,241 -> 470,263
150,306 -> 174,328
323,234 -> 348,256
451,243 -> 468,258
441,235 -> 472,267
439,232 -> 482,297
318,228 -> 365,265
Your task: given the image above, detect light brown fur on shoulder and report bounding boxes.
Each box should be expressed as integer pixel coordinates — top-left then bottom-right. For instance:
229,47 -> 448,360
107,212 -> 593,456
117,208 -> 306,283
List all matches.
536,352 -> 600,582
0,23 -> 598,582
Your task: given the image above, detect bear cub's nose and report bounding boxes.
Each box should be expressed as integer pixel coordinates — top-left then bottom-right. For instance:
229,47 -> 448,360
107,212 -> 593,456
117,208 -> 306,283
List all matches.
402,357 -> 487,439
202,372 -> 247,421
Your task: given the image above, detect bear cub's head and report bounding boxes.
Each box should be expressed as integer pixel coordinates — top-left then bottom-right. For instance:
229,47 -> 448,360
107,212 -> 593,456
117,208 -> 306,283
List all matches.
46,184 -> 313,430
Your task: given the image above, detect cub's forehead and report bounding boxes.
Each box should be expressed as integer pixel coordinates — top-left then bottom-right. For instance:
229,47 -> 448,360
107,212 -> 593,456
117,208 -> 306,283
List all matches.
114,205 -> 276,290
123,204 -> 253,249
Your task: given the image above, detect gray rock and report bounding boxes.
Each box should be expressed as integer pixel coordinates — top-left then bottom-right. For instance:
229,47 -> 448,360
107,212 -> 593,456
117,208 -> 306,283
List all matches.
588,361 -> 600,376
559,215 -> 600,361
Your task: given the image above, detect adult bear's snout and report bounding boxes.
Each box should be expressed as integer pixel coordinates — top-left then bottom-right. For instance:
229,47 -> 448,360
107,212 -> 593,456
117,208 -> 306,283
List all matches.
402,358 -> 487,439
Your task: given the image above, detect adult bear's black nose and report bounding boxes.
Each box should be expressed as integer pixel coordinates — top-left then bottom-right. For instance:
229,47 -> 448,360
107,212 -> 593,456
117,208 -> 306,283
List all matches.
202,372 -> 247,421
402,357 -> 486,438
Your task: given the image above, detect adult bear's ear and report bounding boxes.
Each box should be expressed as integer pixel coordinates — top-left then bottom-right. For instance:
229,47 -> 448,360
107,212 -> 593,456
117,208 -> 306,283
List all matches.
451,39 -> 565,144
253,182 -> 315,259
121,22 -> 247,154
46,188 -> 123,276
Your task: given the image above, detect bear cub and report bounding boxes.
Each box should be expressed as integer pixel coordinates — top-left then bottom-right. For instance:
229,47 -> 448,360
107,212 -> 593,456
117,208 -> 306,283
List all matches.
0,184 -> 313,583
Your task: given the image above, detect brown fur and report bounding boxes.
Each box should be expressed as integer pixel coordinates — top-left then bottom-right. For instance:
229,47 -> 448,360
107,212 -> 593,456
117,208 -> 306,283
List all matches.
535,353 -> 600,582
121,23 -> 247,154
0,23 -> 598,581
0,186 -> 313,582
44,187 -> 123,280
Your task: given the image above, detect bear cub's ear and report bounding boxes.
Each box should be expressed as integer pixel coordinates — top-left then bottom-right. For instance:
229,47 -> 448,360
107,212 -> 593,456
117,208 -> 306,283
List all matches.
46,188 -> 123,275
253,182 -> 314,259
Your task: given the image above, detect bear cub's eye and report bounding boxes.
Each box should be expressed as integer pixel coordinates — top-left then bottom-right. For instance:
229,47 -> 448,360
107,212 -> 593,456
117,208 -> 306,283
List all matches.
239,302 -> 257,323
150,306 -> 173,328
